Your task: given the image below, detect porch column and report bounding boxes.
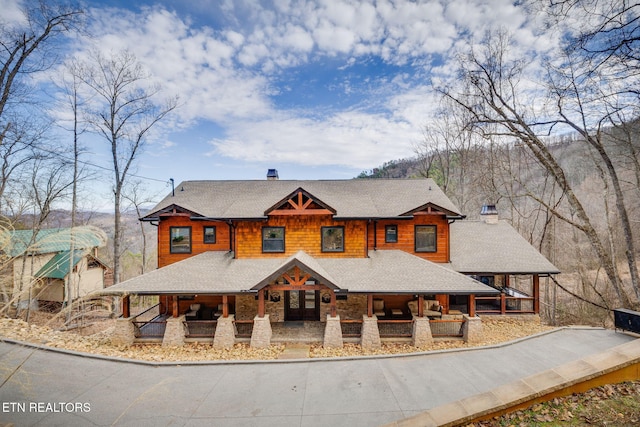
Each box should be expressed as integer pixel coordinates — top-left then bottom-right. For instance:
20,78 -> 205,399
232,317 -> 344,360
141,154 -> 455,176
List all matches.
412,316 -> 433,347
533,274 -> 540,314
162,315 -> 186,346
418,295 -> 424,317
213,314 -> 236,349
361,314 -> 381,350
367,294 -> 373,317
172,295 -> 179,318
330,290 -> 337,317
323,314 -> 343,348
250,314 -> 272,348
469,294 -> 476,317
122,295 -> 130,318
222,294 -> 229,318
462,314 -> 483,344
258,289 -> 266,318
500,293 -> 506,315
111,317 -> 136,347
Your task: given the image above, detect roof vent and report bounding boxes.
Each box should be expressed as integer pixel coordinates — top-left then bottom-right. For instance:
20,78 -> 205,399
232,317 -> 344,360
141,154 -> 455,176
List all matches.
267,169 -> 279,180
480,204 -> 498,224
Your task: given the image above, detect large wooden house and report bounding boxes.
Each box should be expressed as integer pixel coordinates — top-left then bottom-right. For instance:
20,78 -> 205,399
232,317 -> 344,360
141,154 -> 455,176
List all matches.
104,174 -> 558,349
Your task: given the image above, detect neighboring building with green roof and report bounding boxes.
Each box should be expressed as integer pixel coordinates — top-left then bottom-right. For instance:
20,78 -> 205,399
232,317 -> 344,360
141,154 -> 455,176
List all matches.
1,226 -> 109,310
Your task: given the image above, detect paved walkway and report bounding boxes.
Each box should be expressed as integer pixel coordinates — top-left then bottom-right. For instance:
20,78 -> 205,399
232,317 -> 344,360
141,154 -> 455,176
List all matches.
0,327 -> 635,427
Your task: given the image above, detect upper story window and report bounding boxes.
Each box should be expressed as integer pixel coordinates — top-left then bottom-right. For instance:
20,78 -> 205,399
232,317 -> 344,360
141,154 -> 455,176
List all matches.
415,225 -> 436,252
203,226 -> 216,244
385,225 -> 398,243
170,226 -> 192,254
322,226 -> 344,252
263,227 -> 285,253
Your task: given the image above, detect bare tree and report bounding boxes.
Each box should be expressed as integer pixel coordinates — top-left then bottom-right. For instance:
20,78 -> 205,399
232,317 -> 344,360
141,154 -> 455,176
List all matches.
0,1 -> 83,208
122,180 -> 161,276
441,30 -> 636,308
76,49 -> 177,284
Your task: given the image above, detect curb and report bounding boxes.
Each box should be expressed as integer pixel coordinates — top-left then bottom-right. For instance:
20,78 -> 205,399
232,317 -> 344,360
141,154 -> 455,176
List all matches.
0,326 -> 605,367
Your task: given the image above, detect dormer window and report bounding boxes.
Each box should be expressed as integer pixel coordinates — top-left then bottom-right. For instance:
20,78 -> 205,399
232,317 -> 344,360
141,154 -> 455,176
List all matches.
385,225 -> 398,243
203,226 -> 216,244
415,225 -> 436,252
170,227 -> 192,254
263,227 -> 285,253
322,226 -> 344,252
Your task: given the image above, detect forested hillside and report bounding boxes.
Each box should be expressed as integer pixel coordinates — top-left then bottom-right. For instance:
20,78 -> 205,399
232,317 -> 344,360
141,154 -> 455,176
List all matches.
360,121 -> 640,325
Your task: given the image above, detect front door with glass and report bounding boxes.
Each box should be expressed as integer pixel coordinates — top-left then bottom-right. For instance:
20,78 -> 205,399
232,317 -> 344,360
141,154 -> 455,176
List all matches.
285,290 -> 319,321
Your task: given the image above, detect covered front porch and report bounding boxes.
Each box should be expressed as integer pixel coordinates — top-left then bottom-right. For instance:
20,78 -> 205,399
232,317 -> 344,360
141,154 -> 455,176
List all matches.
104,250 -> 497,349
115,290 -> 481,350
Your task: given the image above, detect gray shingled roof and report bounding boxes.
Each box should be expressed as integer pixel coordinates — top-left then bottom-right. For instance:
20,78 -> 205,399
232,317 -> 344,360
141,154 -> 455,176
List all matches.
449,220 -> 560,274
144,179 -> 463,219
101,250 -> 498,295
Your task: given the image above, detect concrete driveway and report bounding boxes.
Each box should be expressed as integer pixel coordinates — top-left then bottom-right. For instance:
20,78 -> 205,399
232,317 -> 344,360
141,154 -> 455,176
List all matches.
0,327 -> 635,427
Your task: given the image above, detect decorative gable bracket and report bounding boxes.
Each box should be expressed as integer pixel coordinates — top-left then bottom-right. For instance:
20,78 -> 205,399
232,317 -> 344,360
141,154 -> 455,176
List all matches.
265,188 -> 336,216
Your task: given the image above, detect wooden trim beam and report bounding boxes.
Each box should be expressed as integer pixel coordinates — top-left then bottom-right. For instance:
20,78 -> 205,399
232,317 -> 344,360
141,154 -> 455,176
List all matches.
266,284 -> 328,292
258,289 -> 265,318
330,290 -> 337,317
222,294 -> 229,318
469,294 -> 476,317
533,274 -> 540,314
268,209 -> 333,216
122,295 -> 130,318
172,295 -> 179,318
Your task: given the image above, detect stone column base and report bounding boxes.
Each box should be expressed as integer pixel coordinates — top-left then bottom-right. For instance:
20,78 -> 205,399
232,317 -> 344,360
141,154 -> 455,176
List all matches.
463,314 -> 483,344
162,315 -> 186,347
213,315 -> 237,349
323,315 -> 343,348
250,314 -> 272,348
361,315 -> 381,350
111,317 -> 136,347
412,316 -> 433,347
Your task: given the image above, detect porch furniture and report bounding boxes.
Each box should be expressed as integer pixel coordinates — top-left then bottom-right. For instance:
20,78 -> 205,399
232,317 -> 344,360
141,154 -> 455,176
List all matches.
185,303 -> 201,320
373,299 -> 385,317
391,309 -> 403,317
407,300 -> 442,318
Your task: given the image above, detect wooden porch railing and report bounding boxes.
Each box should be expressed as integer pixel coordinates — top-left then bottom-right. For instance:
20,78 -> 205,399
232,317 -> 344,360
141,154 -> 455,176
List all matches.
475,294 -> 535,315
340,319 -> 363,337
378,319 -> 413,337
132,319 -> 167,338
429,318 -> 464,337
184,320 -> 217,338
235,319 -> 254,338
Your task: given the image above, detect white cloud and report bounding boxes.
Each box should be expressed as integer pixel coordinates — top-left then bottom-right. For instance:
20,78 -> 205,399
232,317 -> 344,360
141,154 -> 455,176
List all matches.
0,0 -> 25,26
59,0 -> 554,175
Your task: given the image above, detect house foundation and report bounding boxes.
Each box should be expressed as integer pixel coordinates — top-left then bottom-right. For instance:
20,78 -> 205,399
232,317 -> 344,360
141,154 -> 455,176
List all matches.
361,315 -> 381,350
323,315 -> 343,348
162,315 -> 186,346
213,315 -> 236,349
250,315 -> 272,348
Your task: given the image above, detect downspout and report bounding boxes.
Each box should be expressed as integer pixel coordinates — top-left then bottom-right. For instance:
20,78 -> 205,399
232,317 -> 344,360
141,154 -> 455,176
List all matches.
228,220 -> 235,257
373,220 -> 377,251
365,220 -> 370,257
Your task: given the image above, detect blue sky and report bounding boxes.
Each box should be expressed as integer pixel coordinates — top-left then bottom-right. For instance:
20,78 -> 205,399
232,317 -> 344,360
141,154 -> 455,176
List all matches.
3,0 -> 558,210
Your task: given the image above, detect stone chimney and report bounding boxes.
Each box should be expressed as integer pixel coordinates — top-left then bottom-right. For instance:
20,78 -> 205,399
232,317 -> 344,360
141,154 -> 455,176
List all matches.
266,169 -> 279,180
480,204 -> 498,224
